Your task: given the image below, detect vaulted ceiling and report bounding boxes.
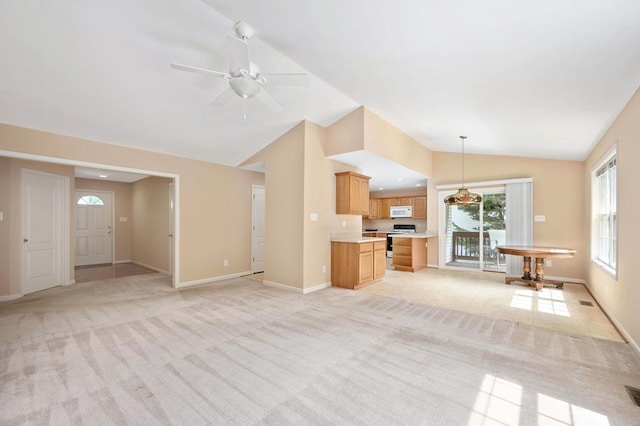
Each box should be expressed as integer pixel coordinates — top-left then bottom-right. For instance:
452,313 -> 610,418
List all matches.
1,0 -> 639,169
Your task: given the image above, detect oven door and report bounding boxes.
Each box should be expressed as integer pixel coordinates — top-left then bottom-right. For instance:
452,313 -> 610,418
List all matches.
387,233 -> 399,257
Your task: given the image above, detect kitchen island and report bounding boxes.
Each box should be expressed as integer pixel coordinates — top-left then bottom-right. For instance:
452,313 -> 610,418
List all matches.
331,237 -> 386,289
391,232 -> 436,272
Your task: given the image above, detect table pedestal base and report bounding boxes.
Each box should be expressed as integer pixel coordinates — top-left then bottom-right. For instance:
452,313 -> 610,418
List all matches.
504,256 -> 565,291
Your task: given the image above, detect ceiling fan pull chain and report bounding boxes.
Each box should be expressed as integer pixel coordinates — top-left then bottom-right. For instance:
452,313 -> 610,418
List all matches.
243,96 -> 248,122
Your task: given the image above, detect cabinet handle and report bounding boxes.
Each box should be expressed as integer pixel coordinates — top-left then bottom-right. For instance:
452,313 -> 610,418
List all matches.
23,238 -> 28,243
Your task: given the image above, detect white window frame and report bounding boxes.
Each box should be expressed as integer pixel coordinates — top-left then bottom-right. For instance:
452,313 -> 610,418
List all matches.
591,144 -> 617,278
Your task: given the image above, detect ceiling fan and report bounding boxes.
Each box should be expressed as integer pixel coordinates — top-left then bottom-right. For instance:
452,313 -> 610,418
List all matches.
171,21 -> 308,121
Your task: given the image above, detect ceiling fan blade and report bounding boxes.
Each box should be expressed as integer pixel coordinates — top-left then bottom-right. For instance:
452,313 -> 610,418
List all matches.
209,87 -> 236,108
228,36 -> 250,73
255,88 -> 284,111
261,73 -> 308,87
171,63 -> 229,78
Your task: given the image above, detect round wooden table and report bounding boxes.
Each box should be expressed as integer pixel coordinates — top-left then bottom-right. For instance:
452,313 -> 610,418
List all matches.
497,246 -> 576,291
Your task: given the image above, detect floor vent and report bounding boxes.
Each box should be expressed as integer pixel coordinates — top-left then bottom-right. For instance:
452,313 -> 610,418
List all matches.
625,386 -> 640,407
579,300 -> 594,306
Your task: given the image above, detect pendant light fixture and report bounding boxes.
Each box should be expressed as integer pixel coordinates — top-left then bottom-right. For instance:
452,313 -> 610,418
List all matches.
444,136 -> 482,205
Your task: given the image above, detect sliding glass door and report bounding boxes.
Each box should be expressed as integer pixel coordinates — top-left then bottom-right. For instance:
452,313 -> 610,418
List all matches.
440,188 -> 506,271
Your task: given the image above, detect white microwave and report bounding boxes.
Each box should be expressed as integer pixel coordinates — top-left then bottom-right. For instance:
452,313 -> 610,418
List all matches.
390,206 -> 412,218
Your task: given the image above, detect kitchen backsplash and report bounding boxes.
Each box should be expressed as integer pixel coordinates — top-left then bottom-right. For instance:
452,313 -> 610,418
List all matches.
362,218 -> 428,232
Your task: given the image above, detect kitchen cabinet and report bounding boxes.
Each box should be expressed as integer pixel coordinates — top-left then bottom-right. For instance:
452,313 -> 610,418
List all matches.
335,171 -> 370,215
371,196 -> 425,219
392,236 -> 428,272
331,239 -> 386,289
367,198 -> 381,219
412,196 -> 427,219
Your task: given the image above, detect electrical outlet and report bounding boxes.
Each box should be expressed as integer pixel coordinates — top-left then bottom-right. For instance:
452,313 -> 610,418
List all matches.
545,260 -> 552,267
342,220 -> 347,228
322,265 -> 327,273
223,259 -> 229,267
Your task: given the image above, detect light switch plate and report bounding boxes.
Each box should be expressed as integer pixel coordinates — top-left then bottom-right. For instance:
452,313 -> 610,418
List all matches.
0,211 -> 3,221
310,213 -> 318,221
119,217 -> 128,222
534,215 -> 546,222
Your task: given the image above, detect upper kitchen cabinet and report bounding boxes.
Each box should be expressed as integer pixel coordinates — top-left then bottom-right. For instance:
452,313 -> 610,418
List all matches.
412,196 -> 427,219
367,198 -> 381,219
336,171 -> 371,215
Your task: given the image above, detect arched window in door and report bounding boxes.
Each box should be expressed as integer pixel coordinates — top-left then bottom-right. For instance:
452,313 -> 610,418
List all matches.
77,195 -> 104,205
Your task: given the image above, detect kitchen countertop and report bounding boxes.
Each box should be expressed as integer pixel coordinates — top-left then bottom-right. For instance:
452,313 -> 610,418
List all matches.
391,232 -> 437,238
331,237 -> 387,243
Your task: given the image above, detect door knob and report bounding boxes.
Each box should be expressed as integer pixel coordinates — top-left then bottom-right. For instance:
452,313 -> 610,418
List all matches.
23,238 -> 28,242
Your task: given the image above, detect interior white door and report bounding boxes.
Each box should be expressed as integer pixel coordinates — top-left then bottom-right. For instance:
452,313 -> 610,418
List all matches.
169,182 -> 174,276
22,169 -> 66,294
252,185 -> 265,273
75,191 -> 113,266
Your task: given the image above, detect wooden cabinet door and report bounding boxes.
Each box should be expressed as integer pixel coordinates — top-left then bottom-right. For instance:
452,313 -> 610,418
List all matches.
381,199 -> 390,218
357,177 -> 369,214
369,199 -> 380,219
399,198 -> 411,206
373,248 -> 386,280
388,198 -> 402,207
412,196 -> 427,219
358,251 -> 374,284
335,172 -> 370,215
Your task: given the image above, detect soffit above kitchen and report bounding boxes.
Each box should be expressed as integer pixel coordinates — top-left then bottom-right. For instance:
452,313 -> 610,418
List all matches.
1,1 -> 639,166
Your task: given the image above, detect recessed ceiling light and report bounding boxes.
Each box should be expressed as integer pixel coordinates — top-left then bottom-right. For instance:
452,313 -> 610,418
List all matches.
416,184 -> 422,187
397,178 -> 403,181
99,174 -> 108,178
378,187 -> 384,190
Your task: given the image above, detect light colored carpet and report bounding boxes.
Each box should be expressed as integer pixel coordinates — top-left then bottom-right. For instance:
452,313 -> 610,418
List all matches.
1,273 -> 639,425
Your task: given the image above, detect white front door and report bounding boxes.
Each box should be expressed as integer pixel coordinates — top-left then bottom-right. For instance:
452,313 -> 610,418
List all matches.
75,190 -> 113,266
252,185 -> 265,273
22,169 -> 69,294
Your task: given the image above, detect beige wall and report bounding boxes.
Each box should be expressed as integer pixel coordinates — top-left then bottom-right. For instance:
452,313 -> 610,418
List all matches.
132,176 -> 172,273
325,106 -> 434,178
0,124 -> 264,292
264,122 -> 305,288
75,178 -> 133,262
430,152 -> 585,279
262,120 -> 361,291
324,107 -> 365,157
584,86 -> 640,350
363,108 -> 433,178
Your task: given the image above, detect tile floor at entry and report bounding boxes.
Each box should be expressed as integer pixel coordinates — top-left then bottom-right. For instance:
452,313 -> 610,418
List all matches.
74,262 -> 156,283
359,266 -> 623,342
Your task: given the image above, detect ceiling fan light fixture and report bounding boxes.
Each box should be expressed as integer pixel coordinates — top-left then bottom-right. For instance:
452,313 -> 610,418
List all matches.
229,78 -> 261,98
444,135 -> 482,206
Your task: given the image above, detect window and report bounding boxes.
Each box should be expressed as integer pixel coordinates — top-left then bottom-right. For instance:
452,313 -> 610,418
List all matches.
77,195 -> 104,205
592,147 -> 616,275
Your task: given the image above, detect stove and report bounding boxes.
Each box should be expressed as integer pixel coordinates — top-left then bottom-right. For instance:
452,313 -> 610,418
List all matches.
387,224 -> 416,256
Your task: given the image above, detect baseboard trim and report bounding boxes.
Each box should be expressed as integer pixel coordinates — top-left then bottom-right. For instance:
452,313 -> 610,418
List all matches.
0,293 -> 22,302
545,275 -> 586,284
176,271 -> 251,289
114,260 -> 132,264
303,282 -> 331,294
427,264 -> 439,269
132,260 -> 170,275
65,279 -> 76,286
262,280 -> 304,293
584,284 -> 640,359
